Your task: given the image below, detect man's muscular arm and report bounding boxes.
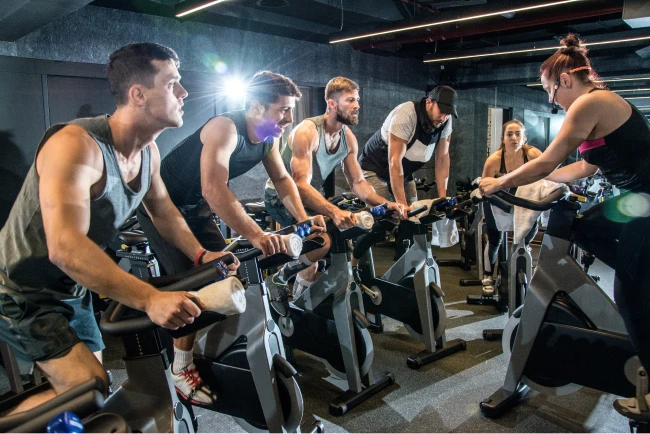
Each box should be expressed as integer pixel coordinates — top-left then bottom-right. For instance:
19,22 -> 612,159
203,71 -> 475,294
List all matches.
38,126 -> 200,329
342,129 -> 405,217
200,117 -> 284,256
141,143 -> 237,269
264,137 -> 310,222
387,133 -> 410,207
289,122 -> 356,229
434,136 -> 450,197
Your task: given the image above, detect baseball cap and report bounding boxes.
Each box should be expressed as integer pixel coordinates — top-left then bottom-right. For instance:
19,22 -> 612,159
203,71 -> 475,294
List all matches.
430,85 -> 458,118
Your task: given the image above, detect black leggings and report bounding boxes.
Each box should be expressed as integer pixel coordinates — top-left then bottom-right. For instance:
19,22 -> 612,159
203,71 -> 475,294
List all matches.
483,204 -> 538,276
571,192 -> 650,373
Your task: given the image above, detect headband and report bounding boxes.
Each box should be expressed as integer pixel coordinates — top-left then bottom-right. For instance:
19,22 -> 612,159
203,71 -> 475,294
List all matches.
569,66 -> 591,74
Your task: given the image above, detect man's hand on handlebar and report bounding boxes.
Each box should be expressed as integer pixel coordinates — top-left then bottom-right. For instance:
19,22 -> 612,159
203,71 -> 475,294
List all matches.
203,251 -> 240,273
386,201 -> 407,220
309,215 -> 327,233
253,232 -> 287,257
146,291 -> 204,330
479,177 -> 502,196
332,209 -> 357,230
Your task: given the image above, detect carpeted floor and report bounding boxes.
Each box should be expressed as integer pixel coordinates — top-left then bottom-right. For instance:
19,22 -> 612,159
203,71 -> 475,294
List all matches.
0,242 -> 631,433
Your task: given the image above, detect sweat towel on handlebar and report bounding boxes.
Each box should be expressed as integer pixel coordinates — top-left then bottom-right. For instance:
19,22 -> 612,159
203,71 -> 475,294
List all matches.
513,179 -> 563,245
189,276 -> 246,315
408,199 -> 459,248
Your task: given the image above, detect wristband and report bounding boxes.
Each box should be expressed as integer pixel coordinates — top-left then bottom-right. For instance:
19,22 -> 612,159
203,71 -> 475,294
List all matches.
193,248 -> 208,268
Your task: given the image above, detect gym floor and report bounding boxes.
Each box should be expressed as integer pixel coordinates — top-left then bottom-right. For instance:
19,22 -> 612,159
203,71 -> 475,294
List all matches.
0,243 -> 628,433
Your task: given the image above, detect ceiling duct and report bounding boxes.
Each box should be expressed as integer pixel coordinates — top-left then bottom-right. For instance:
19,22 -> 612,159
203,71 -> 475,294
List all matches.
623,0 -> 650,28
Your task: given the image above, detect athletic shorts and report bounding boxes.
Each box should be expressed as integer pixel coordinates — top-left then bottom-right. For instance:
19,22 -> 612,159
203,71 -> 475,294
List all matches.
0,281 -> 103,363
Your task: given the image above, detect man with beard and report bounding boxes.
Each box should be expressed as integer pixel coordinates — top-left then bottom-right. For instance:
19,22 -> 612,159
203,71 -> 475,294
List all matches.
358,85 -> 458,208
264,76 -> 404,298
137,70 -> 329,405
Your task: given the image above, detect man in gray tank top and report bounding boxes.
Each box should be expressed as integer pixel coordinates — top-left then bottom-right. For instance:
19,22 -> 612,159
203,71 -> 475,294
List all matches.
0,43 -> 236,414
265,77 -> 405,296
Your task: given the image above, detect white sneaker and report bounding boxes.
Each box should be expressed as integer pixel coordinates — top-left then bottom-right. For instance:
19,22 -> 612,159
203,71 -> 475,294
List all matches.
482,277 -> 495,297
172,364 -> 215,406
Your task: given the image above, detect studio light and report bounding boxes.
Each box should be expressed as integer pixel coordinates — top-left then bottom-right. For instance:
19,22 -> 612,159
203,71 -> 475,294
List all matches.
424,35 -> 650,63
176,0 -> 229,18
330,0 -> 585,44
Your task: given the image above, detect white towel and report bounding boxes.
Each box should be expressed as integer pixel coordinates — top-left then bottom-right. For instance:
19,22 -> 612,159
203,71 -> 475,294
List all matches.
490,204 -> 514,232
189,276 -> 247,315
513,179 -> 563,245
409,199 -> 459,248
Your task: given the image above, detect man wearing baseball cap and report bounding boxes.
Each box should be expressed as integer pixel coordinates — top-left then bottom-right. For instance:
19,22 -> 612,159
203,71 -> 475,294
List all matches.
358,85 -> 458,211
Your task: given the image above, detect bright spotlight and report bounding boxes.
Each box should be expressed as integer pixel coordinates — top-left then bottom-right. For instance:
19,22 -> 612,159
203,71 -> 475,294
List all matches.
223,77 -> 246,101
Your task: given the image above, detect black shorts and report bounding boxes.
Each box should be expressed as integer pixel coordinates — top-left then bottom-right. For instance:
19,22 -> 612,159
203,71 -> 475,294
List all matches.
0,281 -> 103,362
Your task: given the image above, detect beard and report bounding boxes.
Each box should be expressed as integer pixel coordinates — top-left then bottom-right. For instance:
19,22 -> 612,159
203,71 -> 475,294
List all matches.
335,107 -> 359,126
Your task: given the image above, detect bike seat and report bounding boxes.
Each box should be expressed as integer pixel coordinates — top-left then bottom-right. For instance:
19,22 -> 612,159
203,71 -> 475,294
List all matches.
117,231 -> 148,247
244,201 -> 266,213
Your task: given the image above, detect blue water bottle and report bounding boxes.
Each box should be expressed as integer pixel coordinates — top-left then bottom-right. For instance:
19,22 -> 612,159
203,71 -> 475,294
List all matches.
47,411 -> 84,433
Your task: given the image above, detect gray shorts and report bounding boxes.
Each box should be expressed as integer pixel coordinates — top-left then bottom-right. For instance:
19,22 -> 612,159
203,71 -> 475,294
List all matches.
362,170 -> 418,205
0,283 -> 104,363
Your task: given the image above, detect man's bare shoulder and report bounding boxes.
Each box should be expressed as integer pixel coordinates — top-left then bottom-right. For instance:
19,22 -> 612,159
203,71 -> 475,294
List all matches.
41,125 -> 102,164
200,116 -> 238,150
290,120 -> 319,153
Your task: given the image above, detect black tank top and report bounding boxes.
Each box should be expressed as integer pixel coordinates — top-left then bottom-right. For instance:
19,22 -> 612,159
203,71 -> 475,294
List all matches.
161,110 -> 274,213
359,98 -> 449,182
499,146 -> 529,174
578,89 -> 650,191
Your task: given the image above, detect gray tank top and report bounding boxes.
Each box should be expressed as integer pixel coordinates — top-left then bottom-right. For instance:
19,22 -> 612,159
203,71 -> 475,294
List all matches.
267,115 -> 348,194
0,115 -> 151,297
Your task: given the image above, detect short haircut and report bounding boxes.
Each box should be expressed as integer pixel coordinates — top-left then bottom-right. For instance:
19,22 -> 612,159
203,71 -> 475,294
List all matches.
107,42 -> 180,106
325,77 -> 360,102
245,71 -> 302,109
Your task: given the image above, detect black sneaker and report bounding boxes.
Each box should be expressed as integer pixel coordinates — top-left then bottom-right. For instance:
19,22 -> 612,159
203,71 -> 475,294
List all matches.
265,274 -> 290,317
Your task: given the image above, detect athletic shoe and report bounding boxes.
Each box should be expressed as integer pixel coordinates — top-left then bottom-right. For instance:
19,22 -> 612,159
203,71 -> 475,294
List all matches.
482,276 -> 495,297
266,274 -> 290,317
614,395 -> 650,422
172,364 -> 215,406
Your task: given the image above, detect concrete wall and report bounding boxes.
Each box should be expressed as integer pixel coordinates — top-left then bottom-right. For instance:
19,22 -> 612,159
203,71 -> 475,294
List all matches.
0,4 -> 557,204
0,5 -> 428,200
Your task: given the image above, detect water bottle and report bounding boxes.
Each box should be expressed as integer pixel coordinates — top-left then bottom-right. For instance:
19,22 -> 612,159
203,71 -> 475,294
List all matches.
47,411 -> 84,433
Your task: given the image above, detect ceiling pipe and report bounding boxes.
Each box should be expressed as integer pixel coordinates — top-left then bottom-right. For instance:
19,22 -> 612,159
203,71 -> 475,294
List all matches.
350,2 -> 622,50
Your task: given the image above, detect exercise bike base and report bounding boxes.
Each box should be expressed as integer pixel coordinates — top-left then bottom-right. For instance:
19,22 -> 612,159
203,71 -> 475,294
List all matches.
301,418 -> 325,433
328,371 -> 395,416
460,279 -> 482,287
466,295 -> 507,313
480,384 -> 530,418
406,339 -> 467,369
482,329 -> 504,341
437,259 -> 472,271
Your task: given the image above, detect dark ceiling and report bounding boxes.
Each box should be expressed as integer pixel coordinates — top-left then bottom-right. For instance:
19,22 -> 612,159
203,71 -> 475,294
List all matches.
3,0 -> 650,100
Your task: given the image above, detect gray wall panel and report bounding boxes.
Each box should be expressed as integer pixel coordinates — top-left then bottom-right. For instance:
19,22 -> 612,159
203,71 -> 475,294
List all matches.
0,71 -> 45,227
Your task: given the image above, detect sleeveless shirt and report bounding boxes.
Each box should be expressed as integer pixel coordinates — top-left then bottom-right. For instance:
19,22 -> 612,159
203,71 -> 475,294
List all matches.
162,110 -> 274,213
0,115 -> 151,297
266,115 -> 349,194
578,89 -> 650,191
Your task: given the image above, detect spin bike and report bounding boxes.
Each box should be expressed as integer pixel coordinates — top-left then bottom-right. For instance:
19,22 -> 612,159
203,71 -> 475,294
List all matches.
353,197 -> 469,368
192,223 -> 326,433
467,192 -> 534,340
276,200 -> 395,416
479,188 -> 642,424
0,254 -> 250,433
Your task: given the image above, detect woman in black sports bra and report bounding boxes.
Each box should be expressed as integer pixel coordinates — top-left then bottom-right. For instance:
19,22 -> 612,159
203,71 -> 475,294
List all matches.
480,34 -> 650,420
480,120 -> 542,295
